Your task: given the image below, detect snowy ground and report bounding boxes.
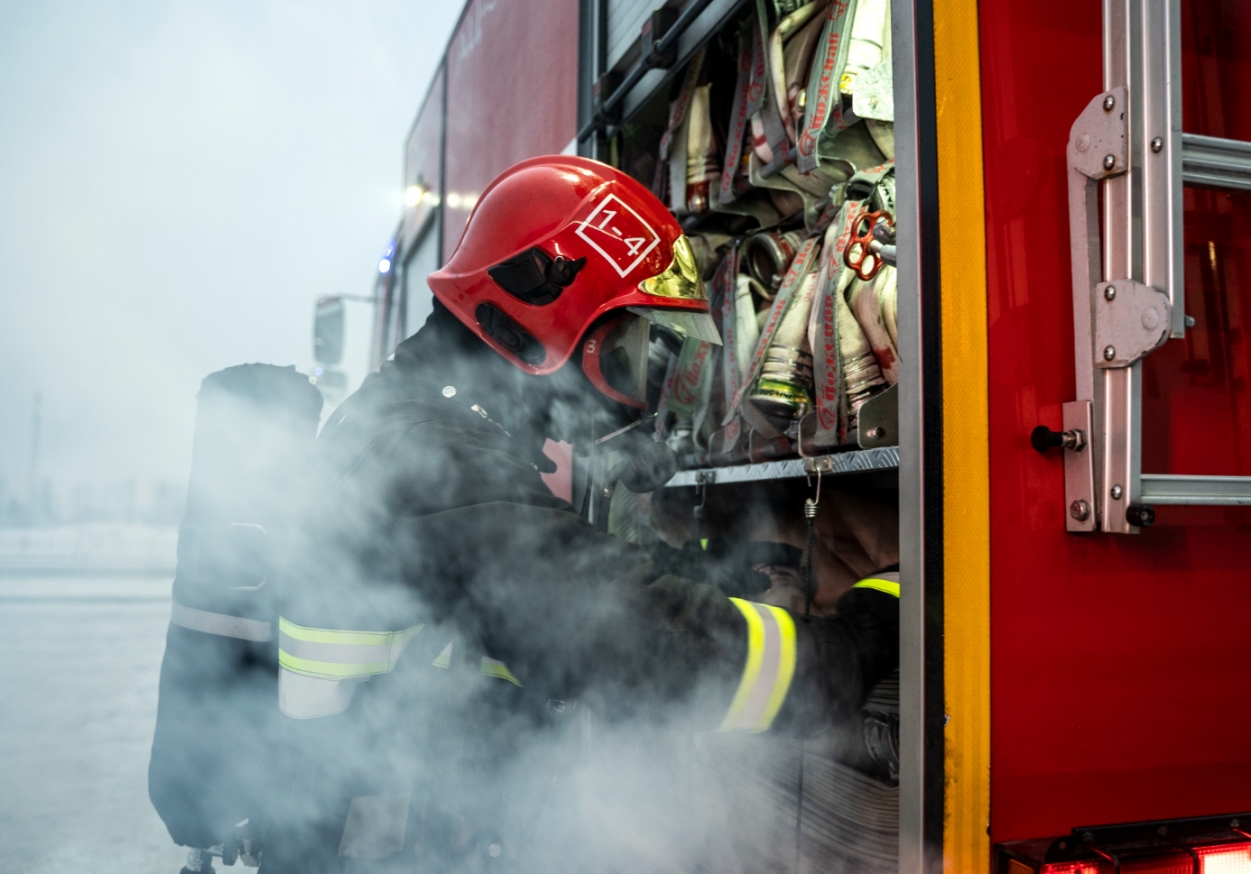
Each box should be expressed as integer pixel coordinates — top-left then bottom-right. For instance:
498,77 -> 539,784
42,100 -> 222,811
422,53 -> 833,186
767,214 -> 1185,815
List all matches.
0,575 -> 188,874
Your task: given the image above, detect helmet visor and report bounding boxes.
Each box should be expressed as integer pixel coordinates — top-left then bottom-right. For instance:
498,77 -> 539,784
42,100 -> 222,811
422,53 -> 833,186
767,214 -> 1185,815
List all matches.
628,307 -> 722,346
583,306 -> 723,411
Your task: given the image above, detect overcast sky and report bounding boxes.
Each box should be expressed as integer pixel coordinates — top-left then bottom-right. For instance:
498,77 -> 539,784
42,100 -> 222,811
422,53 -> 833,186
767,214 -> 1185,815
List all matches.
0,0 -> 460,514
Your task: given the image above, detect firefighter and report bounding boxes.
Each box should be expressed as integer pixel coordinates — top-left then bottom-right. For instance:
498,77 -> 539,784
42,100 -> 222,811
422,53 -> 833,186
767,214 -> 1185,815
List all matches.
264,156 -> 898,873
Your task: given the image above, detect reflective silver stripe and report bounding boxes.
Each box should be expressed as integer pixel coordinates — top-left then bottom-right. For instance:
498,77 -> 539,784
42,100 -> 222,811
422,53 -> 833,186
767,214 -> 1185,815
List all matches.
277,618 -> 422,679
171,602 -> 272,642
278,668 -> 360,719
338,794 -> 409,859
278,632 -> 403,667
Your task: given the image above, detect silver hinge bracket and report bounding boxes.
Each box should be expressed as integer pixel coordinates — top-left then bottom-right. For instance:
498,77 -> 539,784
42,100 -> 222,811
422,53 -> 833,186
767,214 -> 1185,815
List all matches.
1069,87 -> 1129,181
1093,279 -> 1171,368
1063,400 -> 1097,533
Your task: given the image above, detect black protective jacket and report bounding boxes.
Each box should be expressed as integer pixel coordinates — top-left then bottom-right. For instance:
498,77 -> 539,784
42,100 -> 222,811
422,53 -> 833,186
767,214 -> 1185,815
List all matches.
265,308 -> 897,871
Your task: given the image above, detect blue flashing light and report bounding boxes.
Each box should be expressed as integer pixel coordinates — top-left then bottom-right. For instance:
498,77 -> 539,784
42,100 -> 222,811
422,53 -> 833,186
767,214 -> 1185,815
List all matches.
378,258 -> 392,274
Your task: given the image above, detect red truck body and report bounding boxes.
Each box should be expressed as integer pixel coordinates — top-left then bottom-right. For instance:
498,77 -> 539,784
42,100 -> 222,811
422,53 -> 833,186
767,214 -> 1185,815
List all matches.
981,0 -> 1251,842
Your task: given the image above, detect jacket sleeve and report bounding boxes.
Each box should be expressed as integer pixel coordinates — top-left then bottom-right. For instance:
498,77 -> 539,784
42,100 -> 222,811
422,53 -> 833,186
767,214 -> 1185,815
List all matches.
394,501 -> 898,735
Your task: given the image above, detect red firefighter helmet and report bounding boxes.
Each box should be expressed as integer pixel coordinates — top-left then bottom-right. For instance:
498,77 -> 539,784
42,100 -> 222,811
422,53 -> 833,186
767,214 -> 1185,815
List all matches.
427,156 -> 720,408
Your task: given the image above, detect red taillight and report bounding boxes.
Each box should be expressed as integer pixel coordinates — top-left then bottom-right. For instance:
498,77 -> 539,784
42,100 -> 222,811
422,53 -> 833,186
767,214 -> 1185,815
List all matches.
998,814 -> 1251,874
1034,843 -> 1251,874
1198,844 -> 1251,873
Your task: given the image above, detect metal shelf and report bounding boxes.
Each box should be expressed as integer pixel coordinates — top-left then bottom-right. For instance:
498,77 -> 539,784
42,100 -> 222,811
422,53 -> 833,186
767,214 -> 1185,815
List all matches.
664,446 -> 900,487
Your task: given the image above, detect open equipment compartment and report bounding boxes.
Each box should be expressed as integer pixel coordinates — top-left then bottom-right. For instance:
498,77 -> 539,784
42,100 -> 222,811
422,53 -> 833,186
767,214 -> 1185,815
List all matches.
363,0 -> 945,869
577,1 -> 913,871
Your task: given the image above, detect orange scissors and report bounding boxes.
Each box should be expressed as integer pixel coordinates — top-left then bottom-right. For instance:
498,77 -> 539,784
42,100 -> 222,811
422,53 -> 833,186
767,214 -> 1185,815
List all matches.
843,208 -> 893,281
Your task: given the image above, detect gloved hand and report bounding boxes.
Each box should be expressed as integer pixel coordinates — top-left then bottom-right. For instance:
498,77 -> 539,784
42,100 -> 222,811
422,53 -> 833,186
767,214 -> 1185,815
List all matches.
783,584 -> 899,733
647,538 -> 803,597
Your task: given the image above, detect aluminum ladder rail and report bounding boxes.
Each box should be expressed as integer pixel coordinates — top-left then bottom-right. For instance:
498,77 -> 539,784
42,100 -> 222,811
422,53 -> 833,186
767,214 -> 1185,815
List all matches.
1059,0 -> 1251,533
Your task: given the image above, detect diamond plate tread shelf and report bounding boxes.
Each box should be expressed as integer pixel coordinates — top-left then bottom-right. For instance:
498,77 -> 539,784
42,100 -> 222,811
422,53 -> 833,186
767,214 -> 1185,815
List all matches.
664,446 -> 900,487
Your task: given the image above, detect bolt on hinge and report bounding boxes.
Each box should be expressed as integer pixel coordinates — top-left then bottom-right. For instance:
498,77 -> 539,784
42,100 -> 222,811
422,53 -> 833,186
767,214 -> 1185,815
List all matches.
1070,87 -> 1129,180
1094,280 -> 1172,368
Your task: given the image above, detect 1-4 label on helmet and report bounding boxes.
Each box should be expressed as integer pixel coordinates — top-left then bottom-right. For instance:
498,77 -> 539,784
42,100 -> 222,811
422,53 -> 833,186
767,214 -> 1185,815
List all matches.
574,194 -> 661,278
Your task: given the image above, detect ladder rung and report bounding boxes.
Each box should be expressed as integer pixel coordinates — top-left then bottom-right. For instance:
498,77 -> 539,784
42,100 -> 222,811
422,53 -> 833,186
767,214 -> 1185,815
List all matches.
1181,133 -> 1251,192
1140,473 -> 1251,505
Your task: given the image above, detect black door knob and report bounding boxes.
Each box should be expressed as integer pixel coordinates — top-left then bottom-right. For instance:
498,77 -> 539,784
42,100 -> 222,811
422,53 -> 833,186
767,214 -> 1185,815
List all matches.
1031,425 -> 1087,454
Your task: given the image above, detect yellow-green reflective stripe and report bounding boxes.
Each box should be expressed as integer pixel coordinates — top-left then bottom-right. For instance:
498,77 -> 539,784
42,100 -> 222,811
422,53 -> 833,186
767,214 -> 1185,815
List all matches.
718,599 -> 796,733
277,617 -> 423,680
278,650 -> 391,679
853,577 -> 901,598
720,598 -> 765,730
278,617 -> 421,648
480,657 -> 522,687
432,641 -> 453,669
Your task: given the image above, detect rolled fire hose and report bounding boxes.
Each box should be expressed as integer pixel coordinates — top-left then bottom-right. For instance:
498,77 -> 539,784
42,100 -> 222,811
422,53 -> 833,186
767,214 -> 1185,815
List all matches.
834,267 -> 889,425
742,230 -> 806,298
846,267 -> 899,386
684,84 -> 720,214
749,268 -> 822,419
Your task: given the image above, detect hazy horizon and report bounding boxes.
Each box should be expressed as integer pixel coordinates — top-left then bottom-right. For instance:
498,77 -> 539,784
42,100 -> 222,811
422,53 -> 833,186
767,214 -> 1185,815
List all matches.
0,0 -> 461,522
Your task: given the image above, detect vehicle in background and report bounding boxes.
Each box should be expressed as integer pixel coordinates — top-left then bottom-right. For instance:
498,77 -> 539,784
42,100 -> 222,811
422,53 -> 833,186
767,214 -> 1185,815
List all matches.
310,288 -> 378,412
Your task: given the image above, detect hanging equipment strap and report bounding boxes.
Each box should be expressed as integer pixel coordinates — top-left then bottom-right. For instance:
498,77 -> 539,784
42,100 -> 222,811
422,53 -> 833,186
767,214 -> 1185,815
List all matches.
654,47 -> 707,206
718,33 -> 755,206
724,236 -> 822,426
797,0 -> 860,174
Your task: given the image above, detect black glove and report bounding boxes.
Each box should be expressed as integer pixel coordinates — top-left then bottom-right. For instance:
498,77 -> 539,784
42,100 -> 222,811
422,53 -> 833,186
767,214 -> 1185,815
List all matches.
782,585 -> 900,733
646,537 -> 800,597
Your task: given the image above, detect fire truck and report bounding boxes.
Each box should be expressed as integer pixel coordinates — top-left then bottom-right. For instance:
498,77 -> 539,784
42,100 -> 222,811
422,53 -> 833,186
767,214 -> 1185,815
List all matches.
311,0 -> 1251,870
